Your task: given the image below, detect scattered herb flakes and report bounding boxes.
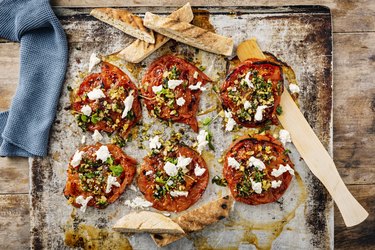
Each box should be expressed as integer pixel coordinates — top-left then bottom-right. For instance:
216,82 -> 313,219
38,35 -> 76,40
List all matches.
212,175 -> 227,187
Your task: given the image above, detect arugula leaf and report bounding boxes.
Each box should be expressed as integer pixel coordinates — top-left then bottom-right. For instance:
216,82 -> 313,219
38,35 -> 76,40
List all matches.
109,165 -> 123,177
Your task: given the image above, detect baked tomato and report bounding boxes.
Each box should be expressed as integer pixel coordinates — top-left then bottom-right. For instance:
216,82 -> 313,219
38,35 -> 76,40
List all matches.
138,144 -> 209,212
64,143 -> 137,209
220,59 -> 283,127
72,62 -> 142,138
223,134 -> 294,205
141,55 -> 211,132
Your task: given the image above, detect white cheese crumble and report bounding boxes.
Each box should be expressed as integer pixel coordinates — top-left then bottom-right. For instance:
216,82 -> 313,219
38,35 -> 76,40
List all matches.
124,197 -> 153,209
96,145 -> 111,162
176,156 -> 192,173
164,161 -> 178,177
244,100 -> 251,110
152,85 -> 163,94
170,190 -> 189,197
88,53 -> 101,72
149,135 -> 161,150
249,156 -> 266,171
279,129 -> 292,146
194,164 -> 206,177
189,81 -> 206,91
193,71 -> 198,79
254,105 -> 268,121
250,178 -> 262,194
81,135 -> 86,144
81,105 -> 92,116
168,79 -> 183,89
244,71 -> 254,88
228,157 -> 240,170
196,130 -> 208,154
87,88 -> 106,100
76,195 -> 93,212
271,180 -> 282,189
71,150 -> 83,167
176,97 -> 186,106
121,90 -> 134,118
166,180 -> 174,186
92,130 -> 103,142
105,175 -> 120,193
145,170 -> 153,176
225,110 -> 236,131
163,212 -> 171,217
271,164 -> 295,177
289,84 -> 300,94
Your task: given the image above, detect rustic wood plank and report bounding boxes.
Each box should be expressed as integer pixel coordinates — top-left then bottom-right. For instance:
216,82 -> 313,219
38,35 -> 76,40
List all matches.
51,0 -> 375,33
0,194 -> 30,250
0,157 -> 29,194
0,43 -> 19,111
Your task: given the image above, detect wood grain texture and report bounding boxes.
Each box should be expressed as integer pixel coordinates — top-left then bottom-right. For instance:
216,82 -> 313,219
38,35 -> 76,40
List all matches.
0,157 -> 29,194
0,43 -> 19,111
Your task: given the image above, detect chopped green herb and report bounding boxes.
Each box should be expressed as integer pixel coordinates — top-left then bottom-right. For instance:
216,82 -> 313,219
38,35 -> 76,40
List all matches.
212,175 -> 227,187
111,135 -> 126,147
198,65 -> 206,71
276,105 -> 283,115
67,86 -> 73,91
109,165 -> 123,177
106,157 -> 114,165
283,149 -> 291,155
80,114 -> 88,122
202,117 -> 212,126
206,131 -> 215,151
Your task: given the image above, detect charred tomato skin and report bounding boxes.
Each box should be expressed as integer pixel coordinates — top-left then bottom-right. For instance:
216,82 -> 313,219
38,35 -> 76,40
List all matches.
64,143 -> 137,209
223,134 -> 294,205
141,55 -> 211,132
137,145 -> 209,212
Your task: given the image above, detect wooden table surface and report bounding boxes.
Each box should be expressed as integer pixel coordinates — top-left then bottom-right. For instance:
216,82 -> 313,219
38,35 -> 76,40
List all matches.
0,0 -> 373,249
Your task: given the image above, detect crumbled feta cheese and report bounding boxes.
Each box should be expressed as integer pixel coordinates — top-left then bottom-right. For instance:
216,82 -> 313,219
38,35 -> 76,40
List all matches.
254,105 -> 268,121
271,180 -> 282,189
81,135 -> 86,144
81,105 -> 92,116
96,145 -> 111,162
289,84 -> 300,94
124,197 -> 153,209
170,190 -> 189,197
166,180 -> 174,186
152,85 -> 163,94
249,156 -> 266,171
279,129 -> 292,146
271,164 -> 295,177
244,100 -> 251,110
88,53 -> 101,72
164,161 -> 178,177
92,130 -> 103,142
193,71 -> 198,79
228,157 -> 240,170
76,195 -> 93,212
71,150 -> 83,167
244,71 -> 254,88
176,156 -> 192,173
129,184 -> 137,192
176,97 -> 186,106
87,88 -> 106,100
105,175 -> 120,193
194,164 -> 206,176
189,81 -> 206,91
163,212 -> 171,217
168,79 -> 183,89
149,135 -> 161,150
197,130 -> 208,154
145,170 -> 153,176
225,110 -> 236,131
250,178 -> 262,194
121,90 -> 134,118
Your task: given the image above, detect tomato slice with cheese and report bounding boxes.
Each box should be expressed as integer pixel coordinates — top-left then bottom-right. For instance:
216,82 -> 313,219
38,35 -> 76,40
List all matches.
223,134 -> 294,205
64,143 -> 137,209
221,59 -> 283,128
141,55 -> 211,132
138,145 -> 209,212
72,62 -> 142,138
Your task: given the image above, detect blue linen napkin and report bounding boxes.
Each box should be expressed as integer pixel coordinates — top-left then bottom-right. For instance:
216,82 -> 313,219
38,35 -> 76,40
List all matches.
0,0 -> 68,157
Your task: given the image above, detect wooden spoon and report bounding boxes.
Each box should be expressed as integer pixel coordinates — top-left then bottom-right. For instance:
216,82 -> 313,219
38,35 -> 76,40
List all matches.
236,38 -> 368,227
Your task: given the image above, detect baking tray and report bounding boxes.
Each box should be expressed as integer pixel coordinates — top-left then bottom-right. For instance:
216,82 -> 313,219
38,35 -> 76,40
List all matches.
30,5 -> 333,249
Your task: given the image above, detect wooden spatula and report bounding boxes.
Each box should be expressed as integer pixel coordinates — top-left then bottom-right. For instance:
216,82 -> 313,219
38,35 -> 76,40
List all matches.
236,38 -> 368,227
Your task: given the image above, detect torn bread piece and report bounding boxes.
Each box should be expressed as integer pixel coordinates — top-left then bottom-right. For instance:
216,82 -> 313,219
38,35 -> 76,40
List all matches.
113,211 -> 185,234
116,3 -> 194,63
151,195 -> 235,247
143,12 -> 233,56
90,8 -> 155,44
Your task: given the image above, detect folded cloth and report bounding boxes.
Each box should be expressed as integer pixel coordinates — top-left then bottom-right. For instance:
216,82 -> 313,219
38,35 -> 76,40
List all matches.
0,0 -> 68,157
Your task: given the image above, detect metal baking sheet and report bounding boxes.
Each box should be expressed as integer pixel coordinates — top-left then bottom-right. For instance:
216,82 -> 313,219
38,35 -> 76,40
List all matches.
30,5 -> 333,249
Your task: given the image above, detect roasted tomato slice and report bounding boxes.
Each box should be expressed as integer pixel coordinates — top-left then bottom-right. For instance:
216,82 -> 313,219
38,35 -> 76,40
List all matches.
223,134 -> 294,205
64,143 -> 137,209
141,55 -> 211,132
138,145 -> 209,212
220,59 -> 283,127
72,62 -> 142,138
